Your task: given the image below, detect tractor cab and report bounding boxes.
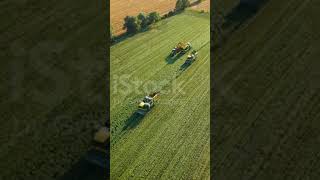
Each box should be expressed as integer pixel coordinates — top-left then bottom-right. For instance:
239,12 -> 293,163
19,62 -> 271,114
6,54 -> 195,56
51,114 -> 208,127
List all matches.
170,42 -> 192,57
187,54 -> 193,60
138,96 -> 154,110
137,92 -> 160,114
185,50 -> 198,65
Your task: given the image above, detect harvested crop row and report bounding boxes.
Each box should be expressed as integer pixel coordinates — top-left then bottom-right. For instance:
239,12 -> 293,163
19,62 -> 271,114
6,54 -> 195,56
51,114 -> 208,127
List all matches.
111,11 -> 210,179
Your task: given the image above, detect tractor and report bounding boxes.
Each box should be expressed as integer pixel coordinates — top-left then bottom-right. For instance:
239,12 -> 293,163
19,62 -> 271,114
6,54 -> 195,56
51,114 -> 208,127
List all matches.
170,42 -> 192,57
184,50 -> 198,65
137,91 -> 160,115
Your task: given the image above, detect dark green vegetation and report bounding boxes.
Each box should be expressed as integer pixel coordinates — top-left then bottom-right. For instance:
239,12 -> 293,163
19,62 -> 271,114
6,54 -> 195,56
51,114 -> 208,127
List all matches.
123,10 -> 163,35
123,16 -> 141,33
213,0 -> 320,179
111,10 -> 210,179
0,1 -> 107,179
115,0 -> 205,42
175,0 -> 191,11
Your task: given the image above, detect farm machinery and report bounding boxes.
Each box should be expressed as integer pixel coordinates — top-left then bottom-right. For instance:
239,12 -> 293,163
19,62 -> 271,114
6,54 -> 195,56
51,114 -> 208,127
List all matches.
179,50 -> 199,71
61,125 -> 110,179
137,91 -> 160,115
84,125 -> 110,168
170,42 -> 192,57
184,50 -> 198,65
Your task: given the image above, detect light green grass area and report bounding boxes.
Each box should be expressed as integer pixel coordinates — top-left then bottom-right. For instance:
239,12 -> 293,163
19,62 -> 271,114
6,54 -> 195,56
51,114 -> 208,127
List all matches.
110,11 -> 210,179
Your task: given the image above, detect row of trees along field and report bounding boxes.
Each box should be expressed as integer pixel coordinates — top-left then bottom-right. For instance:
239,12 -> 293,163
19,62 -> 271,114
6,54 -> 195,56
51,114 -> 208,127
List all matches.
110,0 -> 198,42
123,12 -> 161,34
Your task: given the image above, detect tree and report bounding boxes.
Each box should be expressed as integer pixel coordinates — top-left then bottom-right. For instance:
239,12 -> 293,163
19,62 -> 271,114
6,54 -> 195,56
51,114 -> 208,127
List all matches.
137,12 -> 148,29
175,0 -> 190,11
147,12 -> 161,25
123,16 -> 140,34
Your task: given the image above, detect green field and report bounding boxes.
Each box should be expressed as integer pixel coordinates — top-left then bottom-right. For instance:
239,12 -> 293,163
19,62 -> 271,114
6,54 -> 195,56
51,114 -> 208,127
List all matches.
213,0 -> 320,179
0,1 -> 107,179
110,11 -> 210,179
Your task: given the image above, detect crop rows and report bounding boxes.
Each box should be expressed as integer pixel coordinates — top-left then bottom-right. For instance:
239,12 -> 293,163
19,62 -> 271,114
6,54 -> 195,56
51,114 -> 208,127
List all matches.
0,1 -> 107,179
111,11 -> 210,179
213,0 -> 320,179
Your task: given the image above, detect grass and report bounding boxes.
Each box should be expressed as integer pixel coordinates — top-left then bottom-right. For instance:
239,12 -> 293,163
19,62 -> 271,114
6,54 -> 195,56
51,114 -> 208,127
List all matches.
0,1 -> 107,179
110,10 -> 210,179
213,0 -> 320,179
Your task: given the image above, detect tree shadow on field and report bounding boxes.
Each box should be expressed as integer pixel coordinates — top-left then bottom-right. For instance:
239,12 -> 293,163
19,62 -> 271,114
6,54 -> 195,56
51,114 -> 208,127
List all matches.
223,0 -> 269,29
111,28 -> 150,46
190,0 -> 203,7
122,111 -> 145,130
166,53 -> 184,64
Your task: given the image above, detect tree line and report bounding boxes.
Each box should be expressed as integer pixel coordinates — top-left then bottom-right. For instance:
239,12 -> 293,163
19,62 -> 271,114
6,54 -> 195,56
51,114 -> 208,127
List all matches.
111,0 -> 198,42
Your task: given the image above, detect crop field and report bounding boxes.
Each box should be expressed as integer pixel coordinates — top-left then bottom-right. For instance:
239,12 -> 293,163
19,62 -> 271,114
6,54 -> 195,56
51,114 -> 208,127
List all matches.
213,0 -> 320,179
110,0 -> 177,35
110,11 -> 210,179
190,0 -> 210,12
110,0 -> 204,35
0,0 -> 107,179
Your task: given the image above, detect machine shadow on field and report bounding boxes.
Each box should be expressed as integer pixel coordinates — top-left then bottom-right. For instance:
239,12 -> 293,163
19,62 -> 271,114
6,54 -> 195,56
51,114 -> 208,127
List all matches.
122,111 -> 145,130
179,61 -> 191,71
166,53 -> 184,64
60,152 -> 109,180
223,0 -> 269,29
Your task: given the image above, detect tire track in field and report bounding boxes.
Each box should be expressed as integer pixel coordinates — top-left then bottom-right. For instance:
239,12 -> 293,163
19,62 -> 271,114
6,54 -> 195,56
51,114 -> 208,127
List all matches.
134,85 -> 209,179
111,45 -> 210,142
111,12 -> 210,179
110,15 -> 209,130
111,48 -> 209,148
111,14 -> 209,75
111,16 -> 194,59
158,92 -> 209,179
117,76 -> 210,179
112,76 -> 208,178
112,47 -> 210,178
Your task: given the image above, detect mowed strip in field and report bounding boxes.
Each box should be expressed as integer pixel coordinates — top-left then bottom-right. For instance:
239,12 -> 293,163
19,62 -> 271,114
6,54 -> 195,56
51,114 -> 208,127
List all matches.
213,0 -> 320,179
110,11 -> 210,179
110,0 -> 176,35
